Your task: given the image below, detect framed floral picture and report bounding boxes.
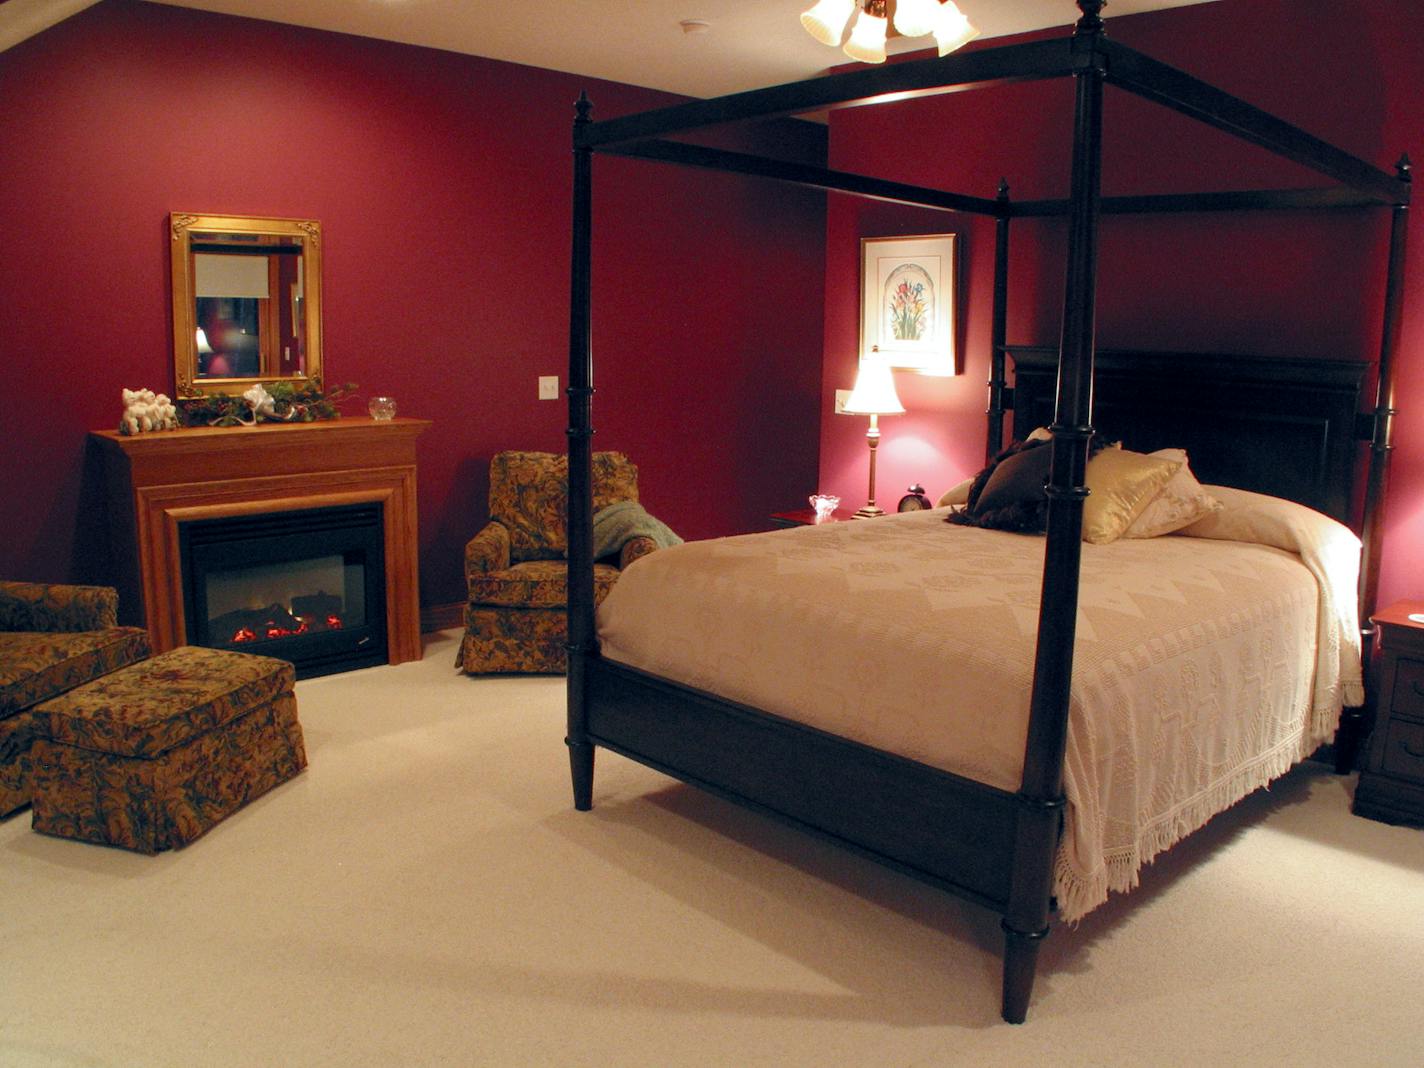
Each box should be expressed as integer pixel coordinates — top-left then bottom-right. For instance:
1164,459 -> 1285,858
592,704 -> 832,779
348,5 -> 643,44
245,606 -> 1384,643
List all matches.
859,233 -> 958,374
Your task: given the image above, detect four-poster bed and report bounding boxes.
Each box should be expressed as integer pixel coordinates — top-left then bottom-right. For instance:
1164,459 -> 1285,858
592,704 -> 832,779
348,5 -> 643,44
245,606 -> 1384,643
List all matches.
562,1 -> 1411,1023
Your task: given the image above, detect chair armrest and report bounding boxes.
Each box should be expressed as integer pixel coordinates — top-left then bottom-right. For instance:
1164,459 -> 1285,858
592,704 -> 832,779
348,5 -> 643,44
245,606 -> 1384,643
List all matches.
465,523 -> 512,581
0,581 -> 119,632
619,536 -> 660,570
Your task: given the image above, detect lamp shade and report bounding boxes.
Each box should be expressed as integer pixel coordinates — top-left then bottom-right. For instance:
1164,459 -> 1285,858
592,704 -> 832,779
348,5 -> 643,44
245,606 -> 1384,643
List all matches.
843,360 -> 905,415
800,0 -> 856,46
842,7 -> 888,64
892,0 -> 942,38
934,1 -> 980,56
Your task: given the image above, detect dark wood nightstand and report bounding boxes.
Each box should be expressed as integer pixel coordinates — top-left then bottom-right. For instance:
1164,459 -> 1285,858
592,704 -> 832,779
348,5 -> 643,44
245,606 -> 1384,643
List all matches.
769,507 -> 853,528
1354,601 -> 1424,826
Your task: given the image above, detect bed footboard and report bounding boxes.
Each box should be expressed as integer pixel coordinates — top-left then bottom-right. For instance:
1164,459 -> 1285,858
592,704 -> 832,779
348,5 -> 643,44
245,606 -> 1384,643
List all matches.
581,655 -> 1020,915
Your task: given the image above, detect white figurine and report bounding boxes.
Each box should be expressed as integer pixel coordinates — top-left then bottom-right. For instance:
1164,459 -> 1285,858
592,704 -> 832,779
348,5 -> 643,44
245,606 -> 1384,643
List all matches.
118,387 -> 180,435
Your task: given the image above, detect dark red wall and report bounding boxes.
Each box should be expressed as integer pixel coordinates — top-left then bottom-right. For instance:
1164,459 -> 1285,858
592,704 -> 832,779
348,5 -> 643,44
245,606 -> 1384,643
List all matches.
818,0 -> 1423,610
0,0 -> 826,611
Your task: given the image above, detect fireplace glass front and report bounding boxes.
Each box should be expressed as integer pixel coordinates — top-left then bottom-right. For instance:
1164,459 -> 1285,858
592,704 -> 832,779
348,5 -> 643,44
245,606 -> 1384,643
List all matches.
180,503 -> 386,678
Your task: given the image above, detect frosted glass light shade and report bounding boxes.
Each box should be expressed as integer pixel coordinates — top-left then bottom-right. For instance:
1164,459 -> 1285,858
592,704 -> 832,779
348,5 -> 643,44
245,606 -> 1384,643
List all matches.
934,1 -> 980,56
893,0 -> 942,38
843,360 -> 905,415
842,8 -> 888,63
800,0 -> 856,46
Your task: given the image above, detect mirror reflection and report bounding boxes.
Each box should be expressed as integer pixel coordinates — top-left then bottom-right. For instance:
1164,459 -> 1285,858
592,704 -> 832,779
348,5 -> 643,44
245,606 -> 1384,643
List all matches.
171,213 -> 323,397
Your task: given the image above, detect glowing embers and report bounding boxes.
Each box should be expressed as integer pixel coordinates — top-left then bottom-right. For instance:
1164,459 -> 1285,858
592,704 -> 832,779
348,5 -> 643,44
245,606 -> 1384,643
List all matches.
217,594 -> 347,645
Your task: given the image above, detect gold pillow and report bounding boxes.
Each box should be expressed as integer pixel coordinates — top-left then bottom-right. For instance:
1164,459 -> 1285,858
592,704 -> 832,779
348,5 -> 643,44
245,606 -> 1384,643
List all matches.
1082,448 -> 1181,544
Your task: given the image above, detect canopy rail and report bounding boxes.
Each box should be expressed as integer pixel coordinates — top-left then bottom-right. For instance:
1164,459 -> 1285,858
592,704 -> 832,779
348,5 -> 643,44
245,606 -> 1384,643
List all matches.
603,139 -> 999,214
579,36 -> 1407,214
603,140 -> 1394,219
1100,41 -> 1410,205
577,38 -> 1086,150
1013,186 -> 1402,216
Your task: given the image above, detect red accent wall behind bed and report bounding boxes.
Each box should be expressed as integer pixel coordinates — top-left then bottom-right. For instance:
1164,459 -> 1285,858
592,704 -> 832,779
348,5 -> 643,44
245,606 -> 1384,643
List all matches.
0,0 -> 827,612
818,0 -> 1423,611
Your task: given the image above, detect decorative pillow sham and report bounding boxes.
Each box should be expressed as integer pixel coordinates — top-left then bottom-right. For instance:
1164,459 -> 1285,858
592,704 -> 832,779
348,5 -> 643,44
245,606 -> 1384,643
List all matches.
1122,448 -> 1222,539
1081,448 -> 1181,544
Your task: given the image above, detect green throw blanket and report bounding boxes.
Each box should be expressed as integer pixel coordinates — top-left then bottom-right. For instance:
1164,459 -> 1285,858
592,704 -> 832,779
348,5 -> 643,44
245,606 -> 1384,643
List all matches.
592,500 -> 683,560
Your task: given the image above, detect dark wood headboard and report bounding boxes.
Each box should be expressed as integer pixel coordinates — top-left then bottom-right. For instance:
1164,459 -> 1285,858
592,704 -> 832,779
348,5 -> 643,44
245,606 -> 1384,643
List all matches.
1006,347 -> 1371,527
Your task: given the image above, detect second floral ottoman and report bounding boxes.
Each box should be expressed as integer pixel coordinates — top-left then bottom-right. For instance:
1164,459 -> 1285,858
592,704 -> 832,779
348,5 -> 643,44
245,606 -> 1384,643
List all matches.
28,646 -> 307,853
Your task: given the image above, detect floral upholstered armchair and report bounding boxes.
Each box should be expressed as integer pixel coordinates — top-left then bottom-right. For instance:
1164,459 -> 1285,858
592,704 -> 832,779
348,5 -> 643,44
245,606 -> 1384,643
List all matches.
0,581 -> 150,816
457,451 -> 664,675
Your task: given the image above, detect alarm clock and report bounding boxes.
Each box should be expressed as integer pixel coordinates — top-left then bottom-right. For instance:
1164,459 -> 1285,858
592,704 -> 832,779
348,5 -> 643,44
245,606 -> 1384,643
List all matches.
897,484 -> 932,512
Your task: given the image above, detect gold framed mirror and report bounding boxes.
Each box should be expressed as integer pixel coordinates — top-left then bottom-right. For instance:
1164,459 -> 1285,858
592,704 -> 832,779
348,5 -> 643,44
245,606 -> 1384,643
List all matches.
170,212 -> 323,397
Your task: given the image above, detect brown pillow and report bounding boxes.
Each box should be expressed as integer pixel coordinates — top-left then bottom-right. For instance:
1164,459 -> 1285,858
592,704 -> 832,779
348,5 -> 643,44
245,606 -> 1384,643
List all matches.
947,435 -> 1113,534
946,439 -> 1053,533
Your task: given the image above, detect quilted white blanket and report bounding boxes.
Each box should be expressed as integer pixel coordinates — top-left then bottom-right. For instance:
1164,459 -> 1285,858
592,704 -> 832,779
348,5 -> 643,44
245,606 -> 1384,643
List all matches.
596,489 -> 1363,922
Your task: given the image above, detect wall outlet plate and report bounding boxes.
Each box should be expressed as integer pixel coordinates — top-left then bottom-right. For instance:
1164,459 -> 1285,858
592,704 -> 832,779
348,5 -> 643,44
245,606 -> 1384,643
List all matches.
834,388 -> 851,414
538,375 -> 559,400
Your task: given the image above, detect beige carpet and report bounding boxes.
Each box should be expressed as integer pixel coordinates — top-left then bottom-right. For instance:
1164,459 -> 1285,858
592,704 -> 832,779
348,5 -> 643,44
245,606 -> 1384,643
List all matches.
3,629 -> 1422,1067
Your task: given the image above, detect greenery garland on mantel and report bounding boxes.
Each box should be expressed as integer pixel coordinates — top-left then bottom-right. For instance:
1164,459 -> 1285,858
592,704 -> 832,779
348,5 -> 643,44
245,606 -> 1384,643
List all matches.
178,382 -> 360,428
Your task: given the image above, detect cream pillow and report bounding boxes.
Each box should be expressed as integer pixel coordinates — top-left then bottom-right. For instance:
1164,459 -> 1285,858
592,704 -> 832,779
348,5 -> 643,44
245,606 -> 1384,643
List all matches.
937,477 -> 975,508
1082,448 -> 1181,544
1123,448 -> 1222,538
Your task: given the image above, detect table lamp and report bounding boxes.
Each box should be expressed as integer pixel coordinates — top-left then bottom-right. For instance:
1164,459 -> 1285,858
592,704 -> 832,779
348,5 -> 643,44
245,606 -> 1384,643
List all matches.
842,353 -> 905,518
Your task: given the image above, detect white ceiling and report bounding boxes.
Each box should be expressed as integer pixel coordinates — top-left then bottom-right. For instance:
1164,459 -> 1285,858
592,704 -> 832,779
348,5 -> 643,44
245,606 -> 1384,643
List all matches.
3,0 -> 1217,98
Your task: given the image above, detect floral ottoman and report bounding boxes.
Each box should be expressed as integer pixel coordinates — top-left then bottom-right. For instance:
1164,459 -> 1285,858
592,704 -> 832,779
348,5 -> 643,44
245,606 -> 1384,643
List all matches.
28,646 -> 307,854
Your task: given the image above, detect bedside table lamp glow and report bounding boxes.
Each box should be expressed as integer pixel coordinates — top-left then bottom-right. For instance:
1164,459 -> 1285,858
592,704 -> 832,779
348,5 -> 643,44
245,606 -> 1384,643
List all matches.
842,356 -> 904,518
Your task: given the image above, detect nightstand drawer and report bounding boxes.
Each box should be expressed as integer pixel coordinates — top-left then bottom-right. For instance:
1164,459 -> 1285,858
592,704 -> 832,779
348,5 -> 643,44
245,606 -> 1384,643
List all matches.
1390,659 -> 1424,721
1381,719 -> 1424,783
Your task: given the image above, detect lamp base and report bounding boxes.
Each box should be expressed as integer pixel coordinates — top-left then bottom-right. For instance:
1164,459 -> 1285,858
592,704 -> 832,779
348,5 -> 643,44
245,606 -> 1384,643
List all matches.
852,505 -> 886,519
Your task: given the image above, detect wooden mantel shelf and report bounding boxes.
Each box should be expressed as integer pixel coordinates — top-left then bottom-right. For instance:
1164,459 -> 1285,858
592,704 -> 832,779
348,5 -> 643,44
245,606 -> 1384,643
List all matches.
91,417 -> 431,666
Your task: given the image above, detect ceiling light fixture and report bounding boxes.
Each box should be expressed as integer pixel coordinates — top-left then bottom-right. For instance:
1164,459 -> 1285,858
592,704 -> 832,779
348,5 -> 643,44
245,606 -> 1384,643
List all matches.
800,0 -> 980,64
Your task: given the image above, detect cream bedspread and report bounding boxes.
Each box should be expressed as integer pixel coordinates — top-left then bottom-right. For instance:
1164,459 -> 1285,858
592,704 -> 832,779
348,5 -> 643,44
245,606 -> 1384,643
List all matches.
596,489 -> 1363,922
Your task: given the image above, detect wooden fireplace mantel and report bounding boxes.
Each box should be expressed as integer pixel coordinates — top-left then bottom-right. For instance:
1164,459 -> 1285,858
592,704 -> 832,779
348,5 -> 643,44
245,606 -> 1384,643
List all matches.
90,417 -> 431,666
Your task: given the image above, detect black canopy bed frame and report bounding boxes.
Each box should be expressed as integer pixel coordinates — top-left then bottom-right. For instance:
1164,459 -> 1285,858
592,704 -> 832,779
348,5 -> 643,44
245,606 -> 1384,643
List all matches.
562,0 -> 1411,1023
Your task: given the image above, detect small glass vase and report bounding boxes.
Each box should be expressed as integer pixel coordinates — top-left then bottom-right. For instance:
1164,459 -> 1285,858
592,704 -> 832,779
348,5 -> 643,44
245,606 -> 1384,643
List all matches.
367,396 -> 397,421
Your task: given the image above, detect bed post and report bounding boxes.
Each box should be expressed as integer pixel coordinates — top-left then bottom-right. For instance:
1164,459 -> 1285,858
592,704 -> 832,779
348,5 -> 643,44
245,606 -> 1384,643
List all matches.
986,179 -> 1012,463
1359,154 -> 1411,627
1343,155 -> 1412,772
1001,0 -> 1106,1025
566,92 -> 597,811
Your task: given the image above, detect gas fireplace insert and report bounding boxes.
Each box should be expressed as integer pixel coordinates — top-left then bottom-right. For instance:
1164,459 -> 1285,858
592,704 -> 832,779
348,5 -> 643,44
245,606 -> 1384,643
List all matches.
179,503 -> 387,679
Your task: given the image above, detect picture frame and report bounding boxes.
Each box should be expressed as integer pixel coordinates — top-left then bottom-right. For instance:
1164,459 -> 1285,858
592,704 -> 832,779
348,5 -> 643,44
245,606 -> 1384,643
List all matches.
859,233 -> 958,374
